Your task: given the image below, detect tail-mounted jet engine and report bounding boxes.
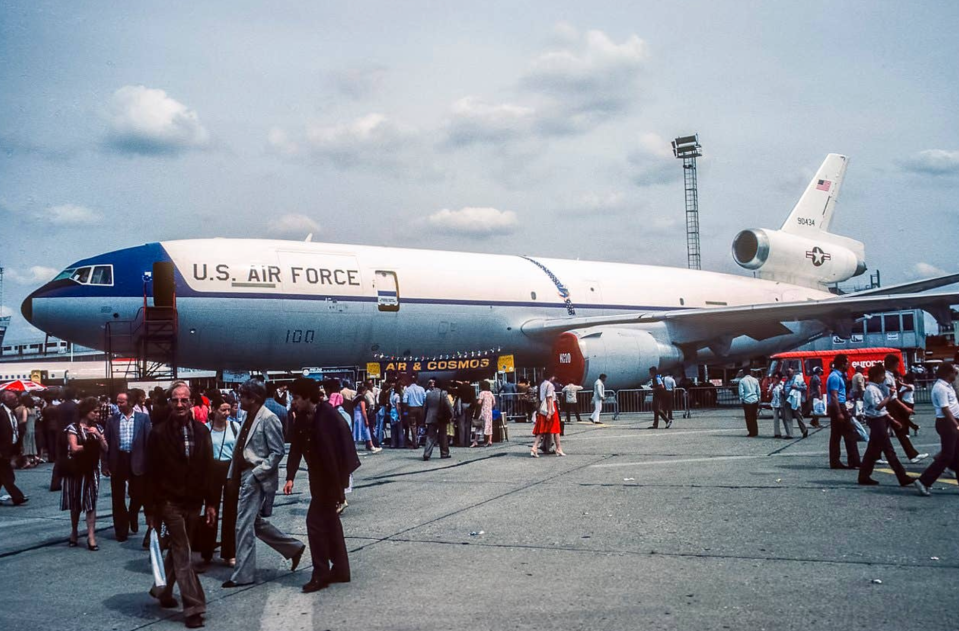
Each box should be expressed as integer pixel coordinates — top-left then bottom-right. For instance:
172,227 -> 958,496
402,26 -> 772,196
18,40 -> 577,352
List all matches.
732,228 -> 866,288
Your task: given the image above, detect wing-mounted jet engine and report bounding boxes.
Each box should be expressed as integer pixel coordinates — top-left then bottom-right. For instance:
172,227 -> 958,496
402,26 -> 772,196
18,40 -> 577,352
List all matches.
732,153 -> 866,289
551,326 -> 683,390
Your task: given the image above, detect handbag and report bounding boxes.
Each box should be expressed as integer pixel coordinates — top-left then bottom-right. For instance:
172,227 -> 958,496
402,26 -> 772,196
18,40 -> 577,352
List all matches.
851,417 -> 869,442
149,529 -> 167,588
538,399 -> 550,416
812,397 -> 826,416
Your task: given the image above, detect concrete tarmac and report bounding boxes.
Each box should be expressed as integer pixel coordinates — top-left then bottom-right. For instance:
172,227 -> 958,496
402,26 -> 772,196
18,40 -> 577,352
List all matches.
1,405 -> 957,631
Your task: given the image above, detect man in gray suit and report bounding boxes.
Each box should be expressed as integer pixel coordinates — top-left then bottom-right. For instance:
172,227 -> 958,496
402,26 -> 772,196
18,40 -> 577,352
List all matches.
223,379 -> 305,588
103,391 -> 152,541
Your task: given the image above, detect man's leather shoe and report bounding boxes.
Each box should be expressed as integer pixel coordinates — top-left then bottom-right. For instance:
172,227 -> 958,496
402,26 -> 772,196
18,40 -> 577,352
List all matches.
12,497 -> 28,506
185,614 -> 204,628
221,580 -> 252,588
291,546 -> 305,571
858,478 -> 879,486
116,535 -> 128,543
302,579 -> 329,593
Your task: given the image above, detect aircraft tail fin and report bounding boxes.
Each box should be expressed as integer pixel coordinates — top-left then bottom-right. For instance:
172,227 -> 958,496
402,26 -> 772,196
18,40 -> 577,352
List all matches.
781,153 -> 848,236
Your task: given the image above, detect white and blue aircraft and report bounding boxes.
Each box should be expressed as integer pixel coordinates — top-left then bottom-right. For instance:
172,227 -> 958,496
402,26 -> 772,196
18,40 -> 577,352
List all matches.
21,155 -> 959,388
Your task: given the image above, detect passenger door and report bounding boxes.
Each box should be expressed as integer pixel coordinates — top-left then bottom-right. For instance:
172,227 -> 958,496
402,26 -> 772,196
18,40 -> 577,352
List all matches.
374,270 -> 400,312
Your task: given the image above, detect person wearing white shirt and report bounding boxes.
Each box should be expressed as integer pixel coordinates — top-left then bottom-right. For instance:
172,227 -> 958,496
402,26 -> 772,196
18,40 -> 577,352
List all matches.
561,383 -> 583,423
737,371 -> 761,437
858,364 -> 914,487
883,354 -> 926,463
915,363 -> 959,496
590,374 -> 607,424
769,373 -> 789,438
663,374 -> 677,421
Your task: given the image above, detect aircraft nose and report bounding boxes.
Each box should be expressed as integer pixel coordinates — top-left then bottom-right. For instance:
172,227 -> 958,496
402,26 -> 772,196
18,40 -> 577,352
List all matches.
21,292 -> 34,324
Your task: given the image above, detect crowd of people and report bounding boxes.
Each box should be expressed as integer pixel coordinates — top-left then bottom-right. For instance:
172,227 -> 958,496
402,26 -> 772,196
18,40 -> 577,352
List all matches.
3,356 -> 958,627
739,352 -> 959,493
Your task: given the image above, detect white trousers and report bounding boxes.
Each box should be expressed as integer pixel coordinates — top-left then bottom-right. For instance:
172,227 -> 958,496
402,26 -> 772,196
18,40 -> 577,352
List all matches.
591,400 -> 602,422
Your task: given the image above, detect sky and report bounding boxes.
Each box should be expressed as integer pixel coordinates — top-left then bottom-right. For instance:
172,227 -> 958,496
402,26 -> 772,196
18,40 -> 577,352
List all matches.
1,1 -> 958,341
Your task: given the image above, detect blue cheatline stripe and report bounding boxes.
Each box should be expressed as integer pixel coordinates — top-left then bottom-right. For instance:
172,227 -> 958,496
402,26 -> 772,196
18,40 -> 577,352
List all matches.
39,287 -> 679,312
377,291 -> 398,297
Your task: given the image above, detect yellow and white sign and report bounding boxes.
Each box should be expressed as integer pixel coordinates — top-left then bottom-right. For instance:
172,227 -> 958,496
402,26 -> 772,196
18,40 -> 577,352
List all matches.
366,362 -> 382,379
497,354 -> 515,373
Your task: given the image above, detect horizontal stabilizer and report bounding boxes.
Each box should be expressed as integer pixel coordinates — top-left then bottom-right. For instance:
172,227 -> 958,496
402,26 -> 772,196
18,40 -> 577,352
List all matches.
850,273 -> 959,297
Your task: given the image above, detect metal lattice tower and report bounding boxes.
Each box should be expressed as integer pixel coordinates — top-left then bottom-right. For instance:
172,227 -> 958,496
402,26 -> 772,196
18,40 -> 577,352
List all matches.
672,135 -> 703,270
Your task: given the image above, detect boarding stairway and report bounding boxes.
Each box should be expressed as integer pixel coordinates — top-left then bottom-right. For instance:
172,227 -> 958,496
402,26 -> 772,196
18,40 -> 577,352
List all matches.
104,263 -> 179,382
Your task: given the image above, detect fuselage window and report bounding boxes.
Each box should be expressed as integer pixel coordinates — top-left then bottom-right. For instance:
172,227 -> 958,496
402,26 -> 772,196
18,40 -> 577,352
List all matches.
71,267 -> 91,284
531,291 -> 537,300
90,265 -> 114,286
54,268 -> 76,281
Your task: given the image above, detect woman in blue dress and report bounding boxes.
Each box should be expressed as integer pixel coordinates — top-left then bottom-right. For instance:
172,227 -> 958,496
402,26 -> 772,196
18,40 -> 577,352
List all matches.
352,384 -> 381,453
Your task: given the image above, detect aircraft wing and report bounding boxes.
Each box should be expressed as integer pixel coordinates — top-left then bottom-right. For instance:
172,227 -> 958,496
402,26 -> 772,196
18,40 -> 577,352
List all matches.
522,290 -> 959,346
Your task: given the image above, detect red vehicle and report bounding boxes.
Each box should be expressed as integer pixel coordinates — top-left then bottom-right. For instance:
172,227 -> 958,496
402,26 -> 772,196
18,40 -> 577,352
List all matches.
761,348 -> 905,405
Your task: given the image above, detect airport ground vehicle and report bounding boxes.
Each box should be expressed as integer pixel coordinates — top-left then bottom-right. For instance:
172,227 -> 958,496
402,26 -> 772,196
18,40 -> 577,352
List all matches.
760,347 -> 904,406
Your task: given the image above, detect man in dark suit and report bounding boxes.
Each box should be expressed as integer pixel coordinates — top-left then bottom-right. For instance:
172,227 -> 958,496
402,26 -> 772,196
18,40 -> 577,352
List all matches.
103,391 -> 152,541
50,388 -> 80,492
0,390 -> 27,505
423,378 -> 453,460
145,382 -> 216,630
285,378 -> 360,593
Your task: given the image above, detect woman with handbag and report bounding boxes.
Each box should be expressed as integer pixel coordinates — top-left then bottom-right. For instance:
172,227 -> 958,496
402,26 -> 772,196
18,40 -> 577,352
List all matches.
531,375 -> 565,457
784,368 -> 809,438
472,381 -> 496,447
62,397 -> 108,550
200,398 -> 239,567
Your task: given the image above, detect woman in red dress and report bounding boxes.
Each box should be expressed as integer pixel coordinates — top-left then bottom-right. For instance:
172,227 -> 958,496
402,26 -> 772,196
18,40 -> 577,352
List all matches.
531,375 -> 566,457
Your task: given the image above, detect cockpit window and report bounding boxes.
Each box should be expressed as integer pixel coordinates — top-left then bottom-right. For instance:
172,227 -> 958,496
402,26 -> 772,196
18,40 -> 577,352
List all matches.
62,265 -> 114,286
90,265 -> 113,286
71,267 -> 91,284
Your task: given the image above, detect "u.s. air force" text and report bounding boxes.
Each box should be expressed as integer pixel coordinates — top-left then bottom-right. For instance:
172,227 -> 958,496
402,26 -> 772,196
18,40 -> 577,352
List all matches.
192,263 -> 361,286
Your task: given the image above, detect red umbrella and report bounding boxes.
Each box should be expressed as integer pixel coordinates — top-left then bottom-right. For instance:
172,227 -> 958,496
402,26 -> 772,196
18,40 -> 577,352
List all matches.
0,379 -> 47,392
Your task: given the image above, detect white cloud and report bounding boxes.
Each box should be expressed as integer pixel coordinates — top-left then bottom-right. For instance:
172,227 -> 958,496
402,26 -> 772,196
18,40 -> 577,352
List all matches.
898,150 -> 959,176
427,207 -> 518,237
43,204 -> 103,225
523,28 -> 649,116
6,266 -> 58,285
306,113 -> 416,171
0,306 -> 12,318
267,127 -> 299,157
267,214 -> 322,239
445,97 -> 535,146
911,262 -> 948,278
106,85 -> 210,155
629,133 -> 683,187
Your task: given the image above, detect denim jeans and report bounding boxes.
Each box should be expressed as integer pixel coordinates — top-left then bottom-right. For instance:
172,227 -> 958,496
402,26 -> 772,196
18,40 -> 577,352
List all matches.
375,408 -> 386,445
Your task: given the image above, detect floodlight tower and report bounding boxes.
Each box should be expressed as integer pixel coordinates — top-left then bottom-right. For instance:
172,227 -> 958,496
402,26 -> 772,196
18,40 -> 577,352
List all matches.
672,134 -> 703,270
